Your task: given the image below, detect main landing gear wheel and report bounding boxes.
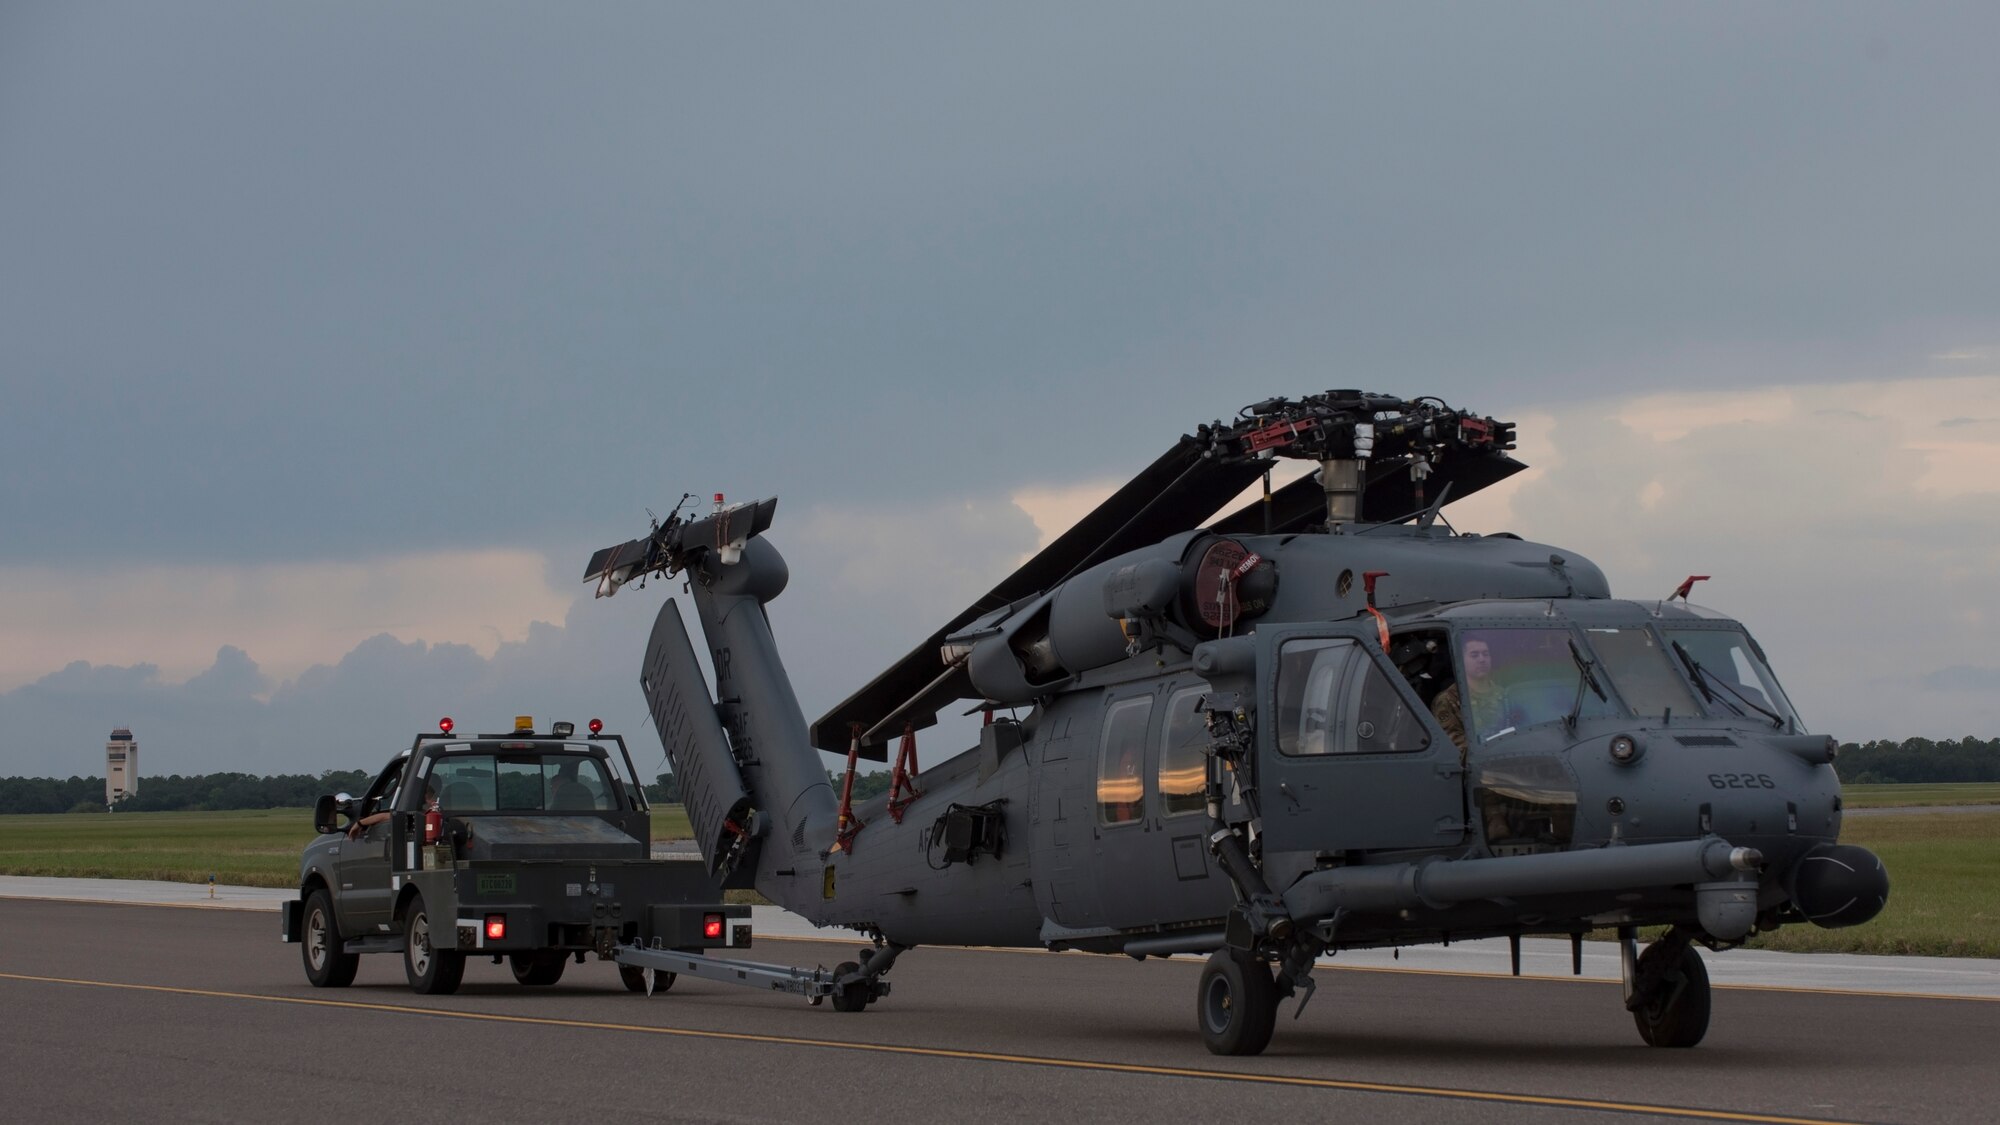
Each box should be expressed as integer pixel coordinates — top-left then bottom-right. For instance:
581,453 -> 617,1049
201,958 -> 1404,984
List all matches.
620,964 -> 676,994
403,893 -> 466,996
510,950 -> 567,986
830,960 -> 871,1012
1632,940 -> 1711,1048
1198,949 -> 1279,1056
301,889 -> 358,988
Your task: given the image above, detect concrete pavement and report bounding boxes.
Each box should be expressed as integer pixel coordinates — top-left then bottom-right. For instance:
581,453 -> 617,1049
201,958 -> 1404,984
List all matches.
6,873 -> 1996,1000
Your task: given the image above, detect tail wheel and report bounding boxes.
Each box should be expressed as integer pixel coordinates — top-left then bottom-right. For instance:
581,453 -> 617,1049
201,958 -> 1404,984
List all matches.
1198,949 -> 1279,1056
1632,941 -> 1711,1048
510,950 -> 567,987
619,964 -> 676,994
403,893 -> 466,995
301,889 -> 359,988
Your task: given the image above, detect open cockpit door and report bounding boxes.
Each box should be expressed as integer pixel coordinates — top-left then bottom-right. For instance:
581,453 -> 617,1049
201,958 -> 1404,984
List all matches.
1255,624 -> 1465,854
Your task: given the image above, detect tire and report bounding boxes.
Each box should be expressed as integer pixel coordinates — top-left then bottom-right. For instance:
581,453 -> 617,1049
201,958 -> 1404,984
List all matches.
301,889 -> 359,989
619,964 -> 675,994
402,893 -> 466,995
1198,949 -> 1279,1056
830,960 -> 870,1013
1632,941 -> 1711,1048
510,950 -> 567,987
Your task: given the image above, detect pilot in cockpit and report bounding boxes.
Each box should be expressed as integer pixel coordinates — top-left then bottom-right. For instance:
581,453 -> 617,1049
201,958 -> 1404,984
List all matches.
1430,637 -> 1517,760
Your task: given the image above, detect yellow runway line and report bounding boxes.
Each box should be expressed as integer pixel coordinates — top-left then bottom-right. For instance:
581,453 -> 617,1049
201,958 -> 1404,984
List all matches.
0,970 -> 1864,1125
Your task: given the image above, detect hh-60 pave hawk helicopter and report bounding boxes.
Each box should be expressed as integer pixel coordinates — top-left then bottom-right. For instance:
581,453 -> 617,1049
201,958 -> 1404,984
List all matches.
585,390 -> 1888,1056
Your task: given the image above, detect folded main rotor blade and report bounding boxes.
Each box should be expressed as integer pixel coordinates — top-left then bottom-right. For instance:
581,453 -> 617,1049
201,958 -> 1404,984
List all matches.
809,440 -> 1265,754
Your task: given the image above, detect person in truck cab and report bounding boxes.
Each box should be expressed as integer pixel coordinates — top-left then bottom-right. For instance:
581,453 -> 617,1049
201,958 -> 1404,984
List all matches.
347,779 -> 437,839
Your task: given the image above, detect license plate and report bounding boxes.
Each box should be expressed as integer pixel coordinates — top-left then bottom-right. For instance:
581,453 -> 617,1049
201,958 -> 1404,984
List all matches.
477,873 -> 517,894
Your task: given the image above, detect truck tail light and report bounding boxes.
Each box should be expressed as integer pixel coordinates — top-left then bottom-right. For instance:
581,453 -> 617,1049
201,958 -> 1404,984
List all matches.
485,914 -> 506,941
703,913 -> 724,941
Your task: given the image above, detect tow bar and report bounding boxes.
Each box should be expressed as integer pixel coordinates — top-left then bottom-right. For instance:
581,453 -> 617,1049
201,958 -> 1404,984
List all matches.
612,937 -> 898,1008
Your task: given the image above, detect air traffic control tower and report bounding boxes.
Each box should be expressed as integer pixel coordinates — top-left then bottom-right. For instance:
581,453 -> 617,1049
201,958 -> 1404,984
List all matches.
106,728 -> 137,807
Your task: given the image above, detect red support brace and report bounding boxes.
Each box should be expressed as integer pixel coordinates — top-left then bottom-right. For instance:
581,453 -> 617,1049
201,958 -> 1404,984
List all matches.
833,723 -> 865,854
887,722 -> 924,824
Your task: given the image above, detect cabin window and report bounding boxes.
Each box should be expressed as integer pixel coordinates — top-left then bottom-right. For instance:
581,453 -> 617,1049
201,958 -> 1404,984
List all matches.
1277,638 -> 1431,756
1158,686 -> 1210,817
1097,697 -> 1153,826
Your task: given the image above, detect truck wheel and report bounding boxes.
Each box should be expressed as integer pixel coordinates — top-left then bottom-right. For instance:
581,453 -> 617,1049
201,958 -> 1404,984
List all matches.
510,951 -> 567,987
1632,941 -> 1711,1048
403,893 -> 466,995
301,889 -> 359,988
619,964 -> 675,994
1198,949 -> 1278,1056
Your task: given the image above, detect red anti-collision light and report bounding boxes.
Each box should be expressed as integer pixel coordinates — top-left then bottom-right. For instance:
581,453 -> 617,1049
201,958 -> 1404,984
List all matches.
439,717 -> 454,734
485,914 -> 506,941
702,913 -> 724,941
588,718 -> 603,735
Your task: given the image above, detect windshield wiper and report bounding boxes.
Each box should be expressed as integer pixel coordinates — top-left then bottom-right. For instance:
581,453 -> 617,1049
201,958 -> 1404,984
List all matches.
1565,638 -> 1609,734
1671,641 -> 1783,729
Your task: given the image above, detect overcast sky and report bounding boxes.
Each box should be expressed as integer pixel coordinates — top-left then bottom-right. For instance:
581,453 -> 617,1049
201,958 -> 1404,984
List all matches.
3,4 -> 1997,779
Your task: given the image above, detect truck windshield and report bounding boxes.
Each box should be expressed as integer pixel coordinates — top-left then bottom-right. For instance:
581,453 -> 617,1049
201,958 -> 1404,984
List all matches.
1580,626 -> 1702,719
427,751 -> 616,812
1661,627 -> 1804,731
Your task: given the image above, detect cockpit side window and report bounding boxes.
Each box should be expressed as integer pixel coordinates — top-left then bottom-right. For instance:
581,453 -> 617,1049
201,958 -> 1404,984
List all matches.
1277,638 -> 1431,756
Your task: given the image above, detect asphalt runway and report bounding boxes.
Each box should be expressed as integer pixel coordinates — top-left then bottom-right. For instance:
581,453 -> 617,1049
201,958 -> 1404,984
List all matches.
2,899 -> 1994,1124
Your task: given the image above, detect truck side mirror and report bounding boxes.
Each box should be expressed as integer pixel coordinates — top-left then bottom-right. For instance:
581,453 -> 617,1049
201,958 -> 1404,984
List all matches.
314,792 -> 355,835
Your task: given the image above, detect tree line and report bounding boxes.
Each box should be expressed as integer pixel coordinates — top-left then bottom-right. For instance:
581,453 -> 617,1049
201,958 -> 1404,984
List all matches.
1835,737 -> 2000,785
0,770 -> 374,815
3,738 -> 1988,814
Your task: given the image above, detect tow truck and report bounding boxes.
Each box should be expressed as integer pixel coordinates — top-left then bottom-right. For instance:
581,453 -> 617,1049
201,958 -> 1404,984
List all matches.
281,716 -> 890,1008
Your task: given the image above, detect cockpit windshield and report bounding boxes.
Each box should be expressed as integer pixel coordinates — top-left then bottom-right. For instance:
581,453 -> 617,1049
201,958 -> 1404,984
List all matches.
1451,628 -> 1620,744
1580,627 -> 1702,720
1660,627 -> 1804,732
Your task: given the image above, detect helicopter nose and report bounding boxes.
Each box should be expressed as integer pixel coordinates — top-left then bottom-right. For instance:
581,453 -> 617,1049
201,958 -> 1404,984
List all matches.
1789,843 -> 1890,928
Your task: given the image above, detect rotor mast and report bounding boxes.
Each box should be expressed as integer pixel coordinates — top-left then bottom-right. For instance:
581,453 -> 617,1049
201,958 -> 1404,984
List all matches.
1189,391 -> 1515,531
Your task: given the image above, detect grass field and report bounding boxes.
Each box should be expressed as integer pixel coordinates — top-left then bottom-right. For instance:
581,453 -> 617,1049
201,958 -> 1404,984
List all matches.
2,800 -> 1991,956
0,806 -> 694,889
1741,810 -> 1999,957
1840,782 -> 2000,808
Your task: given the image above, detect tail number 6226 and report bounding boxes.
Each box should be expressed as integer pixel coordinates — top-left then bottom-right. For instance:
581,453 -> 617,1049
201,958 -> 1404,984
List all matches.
1709,773 -> 1776,790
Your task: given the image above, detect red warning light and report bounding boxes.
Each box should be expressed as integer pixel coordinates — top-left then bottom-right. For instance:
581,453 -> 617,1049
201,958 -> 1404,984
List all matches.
439,717 -> 454,734
485,914 -> 506,941
702,913 -> 724,941
588,718 -> 603,735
